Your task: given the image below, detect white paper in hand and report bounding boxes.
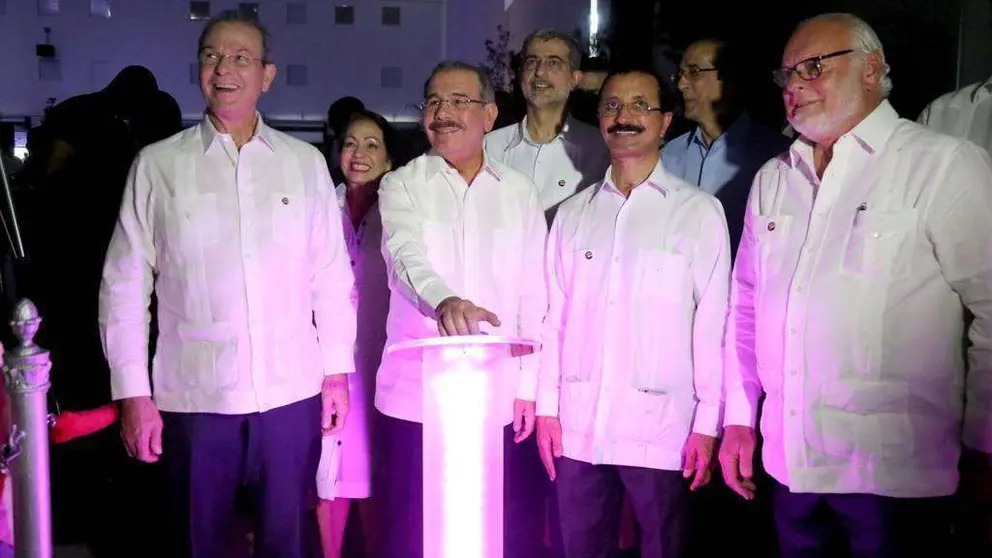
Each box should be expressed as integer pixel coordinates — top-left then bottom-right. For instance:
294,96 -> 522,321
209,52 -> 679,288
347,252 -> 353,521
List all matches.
316,433 -> 342,500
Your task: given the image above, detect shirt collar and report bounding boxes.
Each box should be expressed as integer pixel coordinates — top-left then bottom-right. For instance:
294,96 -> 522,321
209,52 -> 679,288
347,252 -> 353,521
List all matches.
507,114 -> 577,149
689,113 -> 753,150
593,158 -> 672,199
788,100 -> 899,167
972,75 -> 992,103
199,111 -> 277,153
423,150 -> 503,183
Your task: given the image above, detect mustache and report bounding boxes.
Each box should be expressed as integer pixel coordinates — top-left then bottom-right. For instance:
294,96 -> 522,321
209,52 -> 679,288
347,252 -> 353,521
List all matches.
607,123 -> 645,134
429,119 -> 463,131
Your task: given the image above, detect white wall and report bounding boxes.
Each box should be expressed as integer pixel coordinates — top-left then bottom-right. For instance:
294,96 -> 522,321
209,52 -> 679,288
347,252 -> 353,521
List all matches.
0,0 -> 594,124
0,0 -> 446,123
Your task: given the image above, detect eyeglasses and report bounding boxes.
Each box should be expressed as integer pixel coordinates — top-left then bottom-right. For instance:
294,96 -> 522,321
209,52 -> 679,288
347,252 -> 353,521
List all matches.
773,49 -> 854,88
522,56 -> 568,73
418,97 -> 486,112
199,51 -> 266,68
674,66 -> 718,82
598,99 -> 664,117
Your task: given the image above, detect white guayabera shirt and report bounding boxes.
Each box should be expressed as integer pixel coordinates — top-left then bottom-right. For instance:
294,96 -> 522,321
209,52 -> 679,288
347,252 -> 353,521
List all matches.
375,153 -> 548,426
724,101 -> 992,498
100,116 -> 358,415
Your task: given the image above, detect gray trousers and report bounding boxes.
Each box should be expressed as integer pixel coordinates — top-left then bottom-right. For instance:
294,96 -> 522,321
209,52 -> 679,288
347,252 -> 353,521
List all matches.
556,457 -> 689,558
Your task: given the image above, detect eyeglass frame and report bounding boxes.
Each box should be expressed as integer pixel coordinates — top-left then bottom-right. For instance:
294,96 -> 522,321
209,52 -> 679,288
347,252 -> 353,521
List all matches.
772,49 -> 854,88
198,50 -> 268,68
673,65 -> 718,82
597,98 -> 665,117
417,95 -> 488,112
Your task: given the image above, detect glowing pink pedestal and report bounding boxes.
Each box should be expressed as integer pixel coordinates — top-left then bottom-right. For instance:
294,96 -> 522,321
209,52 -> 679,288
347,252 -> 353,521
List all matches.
386,335 -> 538,558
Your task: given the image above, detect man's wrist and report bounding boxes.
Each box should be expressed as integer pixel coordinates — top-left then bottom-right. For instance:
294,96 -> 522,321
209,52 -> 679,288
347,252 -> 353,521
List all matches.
322,374 -> 349,388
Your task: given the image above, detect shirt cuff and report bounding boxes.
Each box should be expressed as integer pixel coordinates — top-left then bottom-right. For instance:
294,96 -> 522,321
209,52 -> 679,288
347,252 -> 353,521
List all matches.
110,365 -> 153,401
515,356 -> 538,401
691,401 -> 722,437
536,387 -> 560,417
321,344 -> 356,376
419,281 -> 458,318
723,389 -> 758,429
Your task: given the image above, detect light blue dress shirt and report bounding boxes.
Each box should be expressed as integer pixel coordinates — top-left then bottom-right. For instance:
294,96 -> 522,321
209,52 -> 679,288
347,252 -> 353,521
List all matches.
661,114 -> 791,255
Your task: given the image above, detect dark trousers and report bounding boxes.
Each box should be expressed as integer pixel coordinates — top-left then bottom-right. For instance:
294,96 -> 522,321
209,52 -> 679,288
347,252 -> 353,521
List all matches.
161,396 -> 322,558
555,457 -> 689,558
373,412 -> 544,558
772,479 -> 953,558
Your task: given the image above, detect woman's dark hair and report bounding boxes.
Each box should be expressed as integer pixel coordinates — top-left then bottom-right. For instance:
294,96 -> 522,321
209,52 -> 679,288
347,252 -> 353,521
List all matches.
338,109 -> 401,166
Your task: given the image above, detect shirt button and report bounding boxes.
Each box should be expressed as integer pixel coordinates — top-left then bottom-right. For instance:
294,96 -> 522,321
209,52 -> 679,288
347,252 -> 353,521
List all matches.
790,327 -> 798,334
350,260 -> 355,266
789,410 -> 797,417
790,370 -> 798,377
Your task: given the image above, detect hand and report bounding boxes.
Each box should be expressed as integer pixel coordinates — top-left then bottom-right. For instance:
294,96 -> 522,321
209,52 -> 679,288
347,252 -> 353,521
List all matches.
435,296 -> 501,336
683,432 -> 717,491
321,374 -> 350,435
512,399 -> 536,443
719,425 -> 757,500
536,416 -> 564,481
118,396 -> 163,463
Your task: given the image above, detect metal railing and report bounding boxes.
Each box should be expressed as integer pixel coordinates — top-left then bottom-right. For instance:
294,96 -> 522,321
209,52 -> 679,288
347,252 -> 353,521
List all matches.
0,299 -> 53,558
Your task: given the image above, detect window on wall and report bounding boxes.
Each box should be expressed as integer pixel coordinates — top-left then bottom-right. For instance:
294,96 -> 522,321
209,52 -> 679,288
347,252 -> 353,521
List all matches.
381,6 -> 400,26
286,64 -> 308,87
37,0 -> 59,15
238,3 -> 258,20
90,0 -> 112,18
189,1 -> 210,21
381,66 -> 402,88
38,59 -> 62,82
287,2 -> 306,25
334,5 -> 354,25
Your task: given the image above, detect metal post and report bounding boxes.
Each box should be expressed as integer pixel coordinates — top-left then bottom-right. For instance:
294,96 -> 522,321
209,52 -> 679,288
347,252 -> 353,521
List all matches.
2,299 -> 52,558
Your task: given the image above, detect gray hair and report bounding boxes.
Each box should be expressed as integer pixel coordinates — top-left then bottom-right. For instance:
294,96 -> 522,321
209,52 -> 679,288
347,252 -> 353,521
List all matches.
198,9 -> 272,63
520,28 -> 582,71
423,60 -> 496,103
800,13 -> 892,97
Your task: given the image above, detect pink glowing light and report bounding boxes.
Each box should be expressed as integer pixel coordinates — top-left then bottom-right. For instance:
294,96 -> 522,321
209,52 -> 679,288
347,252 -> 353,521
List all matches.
387,335 -> 538,558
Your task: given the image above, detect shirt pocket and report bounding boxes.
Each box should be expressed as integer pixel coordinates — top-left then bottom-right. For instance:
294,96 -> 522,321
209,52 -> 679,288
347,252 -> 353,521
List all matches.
842,210 -> 918,278
632,249 -> 686,303
752,215 -> 792,278
631,249 -> 688,393
608,390 -> 677,445
168,194 -> 221,252
173,321 -> 238,393
421,219 -> 453,276
271,191 -> 306,248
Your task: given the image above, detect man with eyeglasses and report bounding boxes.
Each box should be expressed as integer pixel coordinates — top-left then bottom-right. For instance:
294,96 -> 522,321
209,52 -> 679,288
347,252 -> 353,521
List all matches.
374,60 -> 547,558
662,38 -> 791,258
486,28 -> 609,226
535,65 -> 730,558
100,10 -> 356,558
720,13 -> 992,557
